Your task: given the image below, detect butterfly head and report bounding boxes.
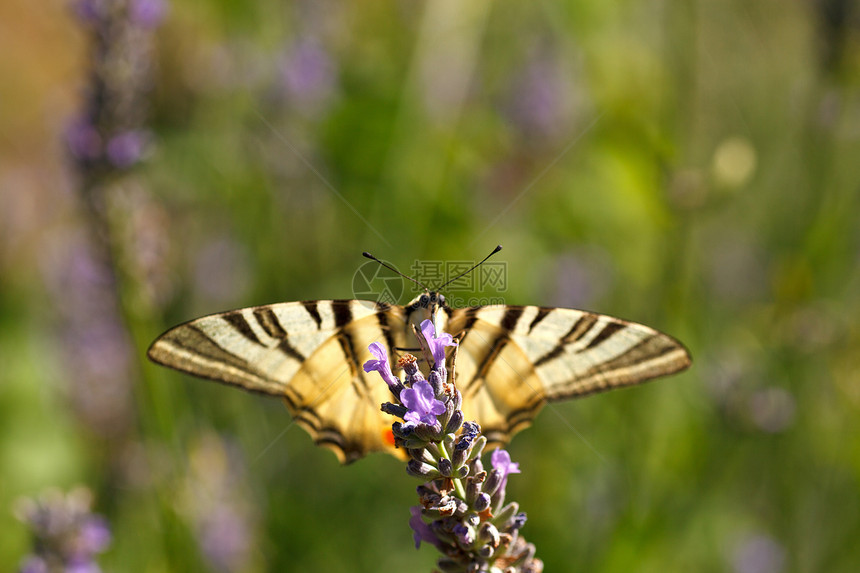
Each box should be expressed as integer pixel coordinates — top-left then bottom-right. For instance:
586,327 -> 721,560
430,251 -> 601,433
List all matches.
403,291 -> 449,354
407,291 -> 448,321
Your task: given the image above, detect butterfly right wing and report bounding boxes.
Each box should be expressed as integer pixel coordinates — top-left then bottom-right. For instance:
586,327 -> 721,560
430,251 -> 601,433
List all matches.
147,300 -> 410,463
445,305 -> 691,447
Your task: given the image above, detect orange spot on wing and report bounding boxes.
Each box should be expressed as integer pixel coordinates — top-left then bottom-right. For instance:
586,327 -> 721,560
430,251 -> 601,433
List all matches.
383,428 -> 396,447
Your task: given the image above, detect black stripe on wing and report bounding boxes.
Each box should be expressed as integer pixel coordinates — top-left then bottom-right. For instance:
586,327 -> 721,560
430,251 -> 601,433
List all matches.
249,307 -> 308,362
463,307 -> 524,393
302,300 -> 324,330
533,313 -> 599,367
222,312 -> 265,346
331,300 -> 360,378
579,320 -> 626,352
374,302 -> 399,367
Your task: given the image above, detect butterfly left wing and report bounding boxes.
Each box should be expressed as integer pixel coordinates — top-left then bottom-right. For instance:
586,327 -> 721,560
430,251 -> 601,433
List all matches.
148,300 -> 410,463
445,305 -> 691,447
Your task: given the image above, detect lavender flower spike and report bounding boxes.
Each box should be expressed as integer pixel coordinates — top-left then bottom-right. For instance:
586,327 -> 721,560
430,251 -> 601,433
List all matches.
378,321 -> 542,572
401,380 -> 445,425
363,342 -> 400,392
15,487 -> 111,572
419,319 -> 457,368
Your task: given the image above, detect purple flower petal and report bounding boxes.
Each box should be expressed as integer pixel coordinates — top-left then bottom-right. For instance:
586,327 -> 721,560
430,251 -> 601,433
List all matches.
419,319 -> 457,368
491,449 -> 521,492
408,506 -> 438,549
401,379 -> 445,425
363,342 -> 400,391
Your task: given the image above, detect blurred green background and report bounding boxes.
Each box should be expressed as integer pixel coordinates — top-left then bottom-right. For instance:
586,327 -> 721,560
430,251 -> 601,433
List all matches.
2,0 -> 859,571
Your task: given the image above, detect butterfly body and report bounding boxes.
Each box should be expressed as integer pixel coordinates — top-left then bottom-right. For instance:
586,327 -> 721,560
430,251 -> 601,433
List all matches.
148,294 -> 691,464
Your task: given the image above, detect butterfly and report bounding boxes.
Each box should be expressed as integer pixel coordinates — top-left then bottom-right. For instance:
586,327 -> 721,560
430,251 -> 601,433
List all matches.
147,253 -> 691,464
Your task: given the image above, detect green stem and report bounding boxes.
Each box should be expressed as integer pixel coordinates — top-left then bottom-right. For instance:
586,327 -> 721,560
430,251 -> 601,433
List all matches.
437,440 -> 467,500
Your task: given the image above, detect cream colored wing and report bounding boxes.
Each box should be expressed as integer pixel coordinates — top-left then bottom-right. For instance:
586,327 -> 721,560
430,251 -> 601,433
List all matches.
147,300 -> 409,463
445,305 -> 691,446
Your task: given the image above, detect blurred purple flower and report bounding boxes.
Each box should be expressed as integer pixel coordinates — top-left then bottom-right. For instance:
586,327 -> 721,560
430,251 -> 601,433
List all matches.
65,119 -> 102,161
41,233 -> 135,434
76,516 -> 112,556
507,54 -> 573,139
129,0 -> 168,28
71,0 -> 105,24
200,506 -> 252,572
65,562 -> 103,573
408,506 -> 437,549
185,434 -> 258,573
117,184 -> 175,309
280,39 -> 337,109
15,488 -> 110,573
106,130 -> 148,168
491,448 -> 521,493
192,236 -> 252,305
748,388 -> 796,433
552,249 -> 613,309
19,556 -> 48,573
733,534 -> 786,573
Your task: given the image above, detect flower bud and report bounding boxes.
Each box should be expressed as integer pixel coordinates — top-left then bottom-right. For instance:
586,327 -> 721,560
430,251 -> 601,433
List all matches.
483,468 -> 502,496
469,457 -> 484,476
470,436 -> 487,460
493,502 -> 519,526
451,446 -> 468,469
438,457 -> 453,478
465,478 -> 481,505
407,460 -> 439,479
455,421 -> 479,451
436,558 -> 461,572
453,523 -> 475,547
428,370 -> 444,396
478,521 -> 500,548
511,512 -> 528,531
412,422 -> 442,442
473,493 -> 491,512
451,388 -> 462,411
409,447 -> 431,462
381,402 -> 408,418
392,421 -> 415,439
445,409 -> 464,435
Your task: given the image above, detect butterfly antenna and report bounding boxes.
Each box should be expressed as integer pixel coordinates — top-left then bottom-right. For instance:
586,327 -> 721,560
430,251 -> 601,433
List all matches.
362,252 -> 431,292
437,245 -> 503,291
